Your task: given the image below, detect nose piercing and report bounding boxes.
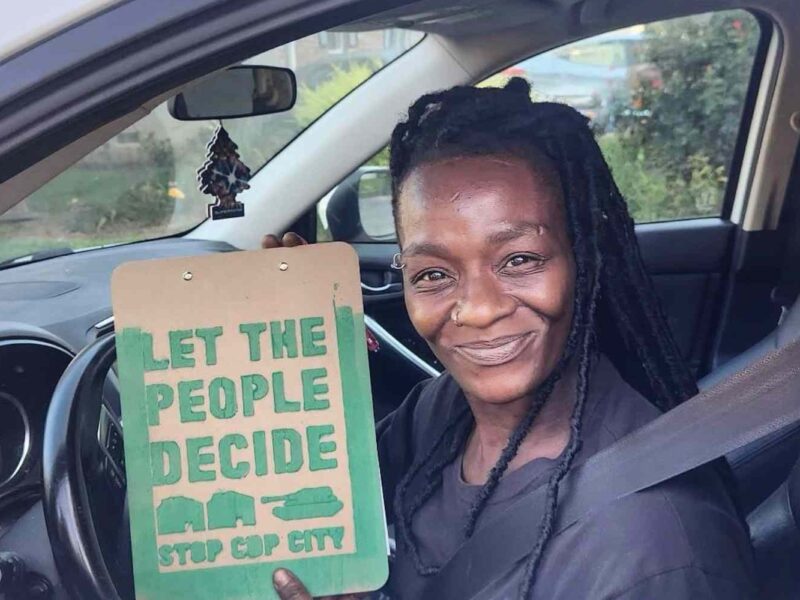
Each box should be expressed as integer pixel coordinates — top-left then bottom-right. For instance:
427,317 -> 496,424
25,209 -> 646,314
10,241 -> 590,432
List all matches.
452,307 -> 463,327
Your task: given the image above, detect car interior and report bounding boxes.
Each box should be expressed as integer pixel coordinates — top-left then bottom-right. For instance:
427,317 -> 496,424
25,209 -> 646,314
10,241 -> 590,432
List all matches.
0,0 -> 799,598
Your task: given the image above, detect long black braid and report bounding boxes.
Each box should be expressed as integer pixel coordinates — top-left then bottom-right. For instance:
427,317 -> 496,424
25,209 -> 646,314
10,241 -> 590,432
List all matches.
388,78 -> 697,598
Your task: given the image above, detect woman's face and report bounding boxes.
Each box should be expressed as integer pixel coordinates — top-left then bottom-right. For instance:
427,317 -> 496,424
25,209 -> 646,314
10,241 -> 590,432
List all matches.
396,154 -> 576,405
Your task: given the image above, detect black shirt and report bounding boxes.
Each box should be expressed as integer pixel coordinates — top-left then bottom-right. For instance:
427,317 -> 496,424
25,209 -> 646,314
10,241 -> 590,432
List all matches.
377,355 -> 756,599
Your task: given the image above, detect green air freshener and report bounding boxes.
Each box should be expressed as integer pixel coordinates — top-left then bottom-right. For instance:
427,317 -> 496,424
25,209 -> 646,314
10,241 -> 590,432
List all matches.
111,243 -> 388,599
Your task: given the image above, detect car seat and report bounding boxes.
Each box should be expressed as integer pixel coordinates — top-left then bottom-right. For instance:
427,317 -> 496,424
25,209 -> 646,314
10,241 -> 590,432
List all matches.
747,456 -> 800,599
699,299 -> 800,512
698,299 -> 799,598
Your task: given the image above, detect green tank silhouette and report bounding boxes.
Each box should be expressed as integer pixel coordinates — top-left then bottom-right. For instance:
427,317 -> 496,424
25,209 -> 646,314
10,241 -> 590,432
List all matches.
260,486 -> 343,521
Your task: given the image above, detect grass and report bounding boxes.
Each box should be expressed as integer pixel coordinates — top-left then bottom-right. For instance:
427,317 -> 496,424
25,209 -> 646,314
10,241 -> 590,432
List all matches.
0,221 -> 158,263
26,166 -> 149,214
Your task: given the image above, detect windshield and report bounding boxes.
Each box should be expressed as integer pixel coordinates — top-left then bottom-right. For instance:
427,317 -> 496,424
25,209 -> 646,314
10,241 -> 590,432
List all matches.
0,27 -> 423,265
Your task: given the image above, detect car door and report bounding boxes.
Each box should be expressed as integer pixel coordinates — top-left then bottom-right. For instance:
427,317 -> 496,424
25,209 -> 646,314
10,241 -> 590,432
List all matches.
308,9 -> 771,417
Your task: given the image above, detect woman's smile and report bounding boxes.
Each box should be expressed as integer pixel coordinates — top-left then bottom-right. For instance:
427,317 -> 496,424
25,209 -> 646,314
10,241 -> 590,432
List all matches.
452,331 -> 537,366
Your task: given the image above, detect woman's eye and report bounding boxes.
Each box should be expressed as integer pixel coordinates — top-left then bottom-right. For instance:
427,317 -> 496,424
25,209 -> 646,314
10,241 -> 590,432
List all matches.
503,254 -> 545,269
418,270 -> 448,282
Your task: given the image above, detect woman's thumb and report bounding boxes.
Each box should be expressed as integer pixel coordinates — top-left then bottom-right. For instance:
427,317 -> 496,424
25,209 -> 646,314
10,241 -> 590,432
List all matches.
272,568 -> 312,600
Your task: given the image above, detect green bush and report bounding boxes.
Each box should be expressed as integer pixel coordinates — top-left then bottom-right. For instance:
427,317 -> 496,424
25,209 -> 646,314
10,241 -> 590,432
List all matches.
294,61 -> 383,127
35,133 -> 178,233
606,11 -> 758,220
600,134 -> 731,222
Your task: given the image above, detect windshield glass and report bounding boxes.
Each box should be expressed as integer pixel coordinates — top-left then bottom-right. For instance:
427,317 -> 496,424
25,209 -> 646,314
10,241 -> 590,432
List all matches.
0,28 -> 423,265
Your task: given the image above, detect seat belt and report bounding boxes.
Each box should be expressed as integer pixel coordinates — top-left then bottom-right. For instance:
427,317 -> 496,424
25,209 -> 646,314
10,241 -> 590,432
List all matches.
422,338 -> 800,600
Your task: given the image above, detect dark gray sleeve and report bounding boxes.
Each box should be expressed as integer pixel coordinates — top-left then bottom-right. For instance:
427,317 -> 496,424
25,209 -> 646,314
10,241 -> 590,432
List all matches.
610,567 -> 755,600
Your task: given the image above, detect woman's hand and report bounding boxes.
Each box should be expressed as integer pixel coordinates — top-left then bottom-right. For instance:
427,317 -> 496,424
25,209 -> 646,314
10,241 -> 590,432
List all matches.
272,568 -> 366,600
262,232 -> 308,249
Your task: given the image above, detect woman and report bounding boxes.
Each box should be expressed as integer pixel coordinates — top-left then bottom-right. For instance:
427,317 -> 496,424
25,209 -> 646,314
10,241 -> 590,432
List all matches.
268,78 -> 755,599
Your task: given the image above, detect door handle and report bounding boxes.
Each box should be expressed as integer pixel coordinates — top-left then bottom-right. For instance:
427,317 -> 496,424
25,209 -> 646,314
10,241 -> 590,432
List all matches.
361,272 -> 402,294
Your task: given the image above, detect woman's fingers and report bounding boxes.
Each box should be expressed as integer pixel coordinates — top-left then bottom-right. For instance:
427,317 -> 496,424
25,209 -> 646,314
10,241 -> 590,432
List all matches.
282,232 -> 309,247
272,569 -> 312,600
261,233 -> 308,249
262,234 -> 282,249
271,568 -> 367,600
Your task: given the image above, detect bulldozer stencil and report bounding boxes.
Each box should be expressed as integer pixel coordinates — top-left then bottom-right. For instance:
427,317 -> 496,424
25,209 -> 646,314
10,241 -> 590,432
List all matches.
155,491 -> 258,535
207,490 -> 256,530
260,486 -> 344,521
156,496 -> 206,534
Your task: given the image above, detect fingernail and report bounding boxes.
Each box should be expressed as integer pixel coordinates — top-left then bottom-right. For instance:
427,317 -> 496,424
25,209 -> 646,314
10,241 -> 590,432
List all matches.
273,568 -> 291,586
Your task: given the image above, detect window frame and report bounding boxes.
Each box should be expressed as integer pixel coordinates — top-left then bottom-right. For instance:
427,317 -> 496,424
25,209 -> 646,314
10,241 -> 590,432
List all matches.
718,10 -> 773,222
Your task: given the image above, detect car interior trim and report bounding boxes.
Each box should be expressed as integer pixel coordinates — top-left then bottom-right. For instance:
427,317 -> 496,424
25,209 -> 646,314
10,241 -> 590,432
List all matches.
364,314 -> 440,378
719,12 -> 774,223
0,391 -> 32,487
731,19 -> 782,229
740,7 -> 800,231
92,316 -> 115,332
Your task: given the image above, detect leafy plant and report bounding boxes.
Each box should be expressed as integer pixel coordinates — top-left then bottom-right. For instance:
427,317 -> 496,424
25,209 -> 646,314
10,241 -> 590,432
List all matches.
294,61 -> 383,127
64,133 -> 176,233
605,11 -> 759,221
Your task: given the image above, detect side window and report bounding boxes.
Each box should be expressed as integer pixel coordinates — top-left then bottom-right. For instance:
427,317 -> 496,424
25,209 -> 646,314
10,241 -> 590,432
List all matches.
491,10 -> 761,223
318,9 -> 761,242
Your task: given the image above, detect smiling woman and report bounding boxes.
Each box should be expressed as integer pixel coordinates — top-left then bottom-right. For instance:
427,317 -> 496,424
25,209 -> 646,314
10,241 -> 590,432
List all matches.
268,78 -> 756,600
378,78 -> 754,600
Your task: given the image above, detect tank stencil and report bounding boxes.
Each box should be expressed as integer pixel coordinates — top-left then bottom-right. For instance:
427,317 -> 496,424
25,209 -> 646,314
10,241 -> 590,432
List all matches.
261,486 -> 344,521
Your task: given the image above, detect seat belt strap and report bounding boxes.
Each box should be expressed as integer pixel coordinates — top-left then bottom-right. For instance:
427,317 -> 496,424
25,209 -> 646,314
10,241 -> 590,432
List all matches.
422,338 -> 800,600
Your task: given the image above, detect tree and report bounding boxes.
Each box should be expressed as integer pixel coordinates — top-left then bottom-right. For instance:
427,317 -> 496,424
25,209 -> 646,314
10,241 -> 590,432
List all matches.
605,11 -> 759,221
627,12 -> 758,178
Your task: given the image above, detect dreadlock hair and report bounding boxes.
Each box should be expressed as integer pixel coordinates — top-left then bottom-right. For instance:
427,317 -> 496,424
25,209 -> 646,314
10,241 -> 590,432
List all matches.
388,77 -> 698,598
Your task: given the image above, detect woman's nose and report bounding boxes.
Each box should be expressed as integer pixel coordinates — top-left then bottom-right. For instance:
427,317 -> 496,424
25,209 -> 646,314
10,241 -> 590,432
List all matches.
455,277 -> 516,329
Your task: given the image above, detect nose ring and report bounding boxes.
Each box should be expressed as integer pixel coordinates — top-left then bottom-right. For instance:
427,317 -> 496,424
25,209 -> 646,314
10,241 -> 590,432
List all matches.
452,307 -> 463,327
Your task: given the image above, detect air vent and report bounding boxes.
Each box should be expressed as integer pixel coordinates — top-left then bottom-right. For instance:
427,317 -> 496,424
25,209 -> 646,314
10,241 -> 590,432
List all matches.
93,315 -> 115,337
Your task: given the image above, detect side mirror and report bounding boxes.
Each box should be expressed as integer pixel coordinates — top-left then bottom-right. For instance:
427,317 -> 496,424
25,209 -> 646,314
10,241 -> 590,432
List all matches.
325,167 -> 395,242
168,66 -> 296,120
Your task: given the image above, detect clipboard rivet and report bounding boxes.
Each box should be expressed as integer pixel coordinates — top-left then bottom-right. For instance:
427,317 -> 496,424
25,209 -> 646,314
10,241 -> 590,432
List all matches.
183,271 -> 193,281
279,262 -> 289,271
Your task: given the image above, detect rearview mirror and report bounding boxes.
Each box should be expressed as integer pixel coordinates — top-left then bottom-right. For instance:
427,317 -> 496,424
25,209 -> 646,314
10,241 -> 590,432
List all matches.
168,66 -> 296,120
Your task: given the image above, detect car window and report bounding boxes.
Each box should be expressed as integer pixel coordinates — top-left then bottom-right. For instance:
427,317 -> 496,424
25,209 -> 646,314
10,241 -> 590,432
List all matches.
0,28 -> 423,264
317,9 -> 761,243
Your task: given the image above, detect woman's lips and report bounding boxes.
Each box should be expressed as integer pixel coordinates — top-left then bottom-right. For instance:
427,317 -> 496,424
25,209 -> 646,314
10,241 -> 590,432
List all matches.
453,332 -> 536,366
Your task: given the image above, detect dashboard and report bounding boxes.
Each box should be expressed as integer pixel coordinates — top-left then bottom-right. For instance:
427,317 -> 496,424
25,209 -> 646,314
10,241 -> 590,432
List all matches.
0,237 -> 236,598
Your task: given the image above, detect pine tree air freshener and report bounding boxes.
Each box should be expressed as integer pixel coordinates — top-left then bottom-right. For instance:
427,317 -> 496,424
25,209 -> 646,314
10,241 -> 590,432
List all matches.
111,243 -> 389,599
197,123 -> 251,220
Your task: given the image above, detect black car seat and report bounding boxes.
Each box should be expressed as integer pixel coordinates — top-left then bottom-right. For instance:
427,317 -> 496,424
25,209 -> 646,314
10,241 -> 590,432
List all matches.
747,456 -> 800,599
698,299 -> 800,513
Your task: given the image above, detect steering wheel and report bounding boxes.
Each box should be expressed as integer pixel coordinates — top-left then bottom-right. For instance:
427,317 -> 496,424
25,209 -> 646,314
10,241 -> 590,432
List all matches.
42,334 -> 123,600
